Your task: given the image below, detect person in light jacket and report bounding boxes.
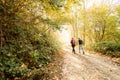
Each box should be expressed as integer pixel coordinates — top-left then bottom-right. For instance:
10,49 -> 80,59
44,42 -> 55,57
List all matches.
78,38 -> 85,54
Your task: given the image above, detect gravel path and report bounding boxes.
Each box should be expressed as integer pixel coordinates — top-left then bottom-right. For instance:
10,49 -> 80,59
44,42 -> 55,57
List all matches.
61,48 -> 120,80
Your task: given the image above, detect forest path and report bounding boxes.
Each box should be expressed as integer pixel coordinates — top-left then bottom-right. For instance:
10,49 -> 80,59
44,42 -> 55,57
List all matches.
61,47 -> 120,80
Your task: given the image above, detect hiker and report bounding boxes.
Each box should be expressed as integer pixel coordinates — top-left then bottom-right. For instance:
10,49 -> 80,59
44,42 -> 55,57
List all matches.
78,38 -> 85,54
71,38 -> 76,54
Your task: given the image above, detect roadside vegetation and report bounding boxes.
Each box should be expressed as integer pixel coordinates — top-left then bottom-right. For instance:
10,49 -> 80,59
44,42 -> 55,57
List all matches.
91,42 -> 120,57
0,0 -> 61,79
84,4 -> 120,58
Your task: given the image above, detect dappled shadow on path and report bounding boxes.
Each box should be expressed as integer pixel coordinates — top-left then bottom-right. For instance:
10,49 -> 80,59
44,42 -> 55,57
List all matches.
61,48 -> 120,80
43,47 -> 120,80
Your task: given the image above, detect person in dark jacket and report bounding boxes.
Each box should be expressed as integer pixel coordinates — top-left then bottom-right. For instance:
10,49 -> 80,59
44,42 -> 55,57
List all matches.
71,38 -> 76,54
78,38 -> 85,54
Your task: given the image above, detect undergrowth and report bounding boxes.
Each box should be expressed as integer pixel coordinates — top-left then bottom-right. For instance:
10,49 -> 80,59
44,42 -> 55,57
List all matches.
90,42 -> 120,58
0,26 -> 59,80
0,0 -> 60,79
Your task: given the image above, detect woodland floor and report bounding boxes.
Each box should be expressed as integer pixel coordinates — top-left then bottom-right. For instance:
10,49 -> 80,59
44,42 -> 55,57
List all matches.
44,47 -> 120,80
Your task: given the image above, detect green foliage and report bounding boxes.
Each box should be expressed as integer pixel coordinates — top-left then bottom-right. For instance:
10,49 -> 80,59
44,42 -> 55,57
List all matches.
91,42 -> 120,57
49,0 -> 65,7
0,24 -> 59,79
0,0 -> 60,79
0,54 -> 30,79
83,3 -> 120,59
42,18 -> 61,30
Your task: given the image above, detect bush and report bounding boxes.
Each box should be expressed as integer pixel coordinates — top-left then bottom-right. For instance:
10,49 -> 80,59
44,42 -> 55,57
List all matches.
91,42 -> 120,57
0,0 -> 60,79
0,26 -> 59,79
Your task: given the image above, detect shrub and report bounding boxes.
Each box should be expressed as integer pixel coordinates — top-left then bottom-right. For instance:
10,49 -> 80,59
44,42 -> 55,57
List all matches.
0,0 -> 60,79
0,25 -> 60,79
91,42 -> 120,57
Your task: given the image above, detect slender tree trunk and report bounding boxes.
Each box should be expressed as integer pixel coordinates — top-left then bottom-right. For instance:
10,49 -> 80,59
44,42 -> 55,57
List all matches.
83,0 -> 86,45
76,13 -> 79,39
73,22 -> 76,38
100,19 -> 106,41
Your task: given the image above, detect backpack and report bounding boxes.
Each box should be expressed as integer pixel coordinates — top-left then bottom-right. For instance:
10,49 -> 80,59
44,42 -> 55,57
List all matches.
71,39 -> 75,45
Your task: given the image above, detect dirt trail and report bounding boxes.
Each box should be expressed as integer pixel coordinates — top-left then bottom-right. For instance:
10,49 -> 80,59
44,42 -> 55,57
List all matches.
61,48 -> 120,80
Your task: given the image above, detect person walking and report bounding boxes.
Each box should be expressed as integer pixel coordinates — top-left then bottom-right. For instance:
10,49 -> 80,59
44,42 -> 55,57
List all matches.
78,38 -> 85,54
71,38 -> 76,54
